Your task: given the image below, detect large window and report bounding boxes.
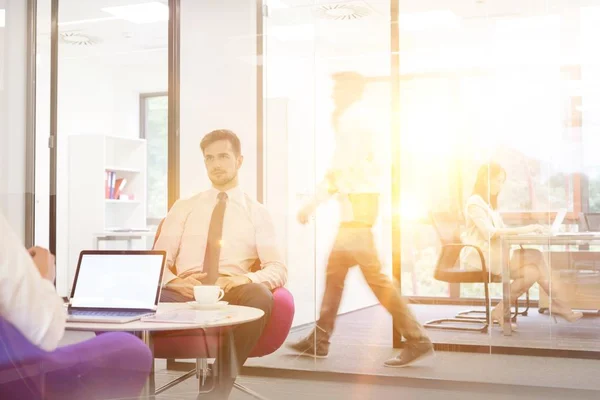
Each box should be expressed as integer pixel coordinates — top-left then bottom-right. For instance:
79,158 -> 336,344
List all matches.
141,93 -> 168,226
398,10 -> 592,300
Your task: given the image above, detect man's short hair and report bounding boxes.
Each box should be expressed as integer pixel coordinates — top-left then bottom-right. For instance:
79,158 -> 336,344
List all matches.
331,71 -> 367,99
200,129 -> 242,155
332,71 -> 366,83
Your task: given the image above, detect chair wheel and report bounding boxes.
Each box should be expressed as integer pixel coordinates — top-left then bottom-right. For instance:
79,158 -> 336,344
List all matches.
522,311 -> 528,317
511,316 -> 517,322
538,308 -> 547,314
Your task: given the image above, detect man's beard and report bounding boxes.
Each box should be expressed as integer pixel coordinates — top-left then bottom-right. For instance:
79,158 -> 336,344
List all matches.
209,171 -> 236,186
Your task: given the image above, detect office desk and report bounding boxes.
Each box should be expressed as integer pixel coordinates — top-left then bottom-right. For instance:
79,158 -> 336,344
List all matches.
500,233 -> 600,336
66,303 -> 264,397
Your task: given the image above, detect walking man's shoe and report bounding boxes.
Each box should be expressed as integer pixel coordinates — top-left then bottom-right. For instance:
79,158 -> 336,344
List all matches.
384,341 -> 435,368
286,329 -> 330,359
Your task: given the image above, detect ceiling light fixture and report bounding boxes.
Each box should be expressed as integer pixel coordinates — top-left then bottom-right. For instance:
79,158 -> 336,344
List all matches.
60,32 -> 99,46
0,9 -> 5,28
314,2 -> 372,21
400,10 -> 460,31
101,1 -> 168,24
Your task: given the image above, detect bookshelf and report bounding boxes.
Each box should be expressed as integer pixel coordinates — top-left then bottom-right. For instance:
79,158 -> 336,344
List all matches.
68,134 -> 147,286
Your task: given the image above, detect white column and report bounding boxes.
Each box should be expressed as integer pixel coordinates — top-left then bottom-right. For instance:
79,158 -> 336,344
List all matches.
0,0 -> 27,239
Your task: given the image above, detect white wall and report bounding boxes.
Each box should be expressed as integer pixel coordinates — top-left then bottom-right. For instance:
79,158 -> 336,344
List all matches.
0,0 -> 27,239
179,0 -> 257,198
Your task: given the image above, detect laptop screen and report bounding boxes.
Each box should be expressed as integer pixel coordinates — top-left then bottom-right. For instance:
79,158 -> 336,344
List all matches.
70,251 -> 165,309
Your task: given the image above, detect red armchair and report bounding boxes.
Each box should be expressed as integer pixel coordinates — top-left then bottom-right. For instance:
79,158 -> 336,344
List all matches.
151,220 -> 295,399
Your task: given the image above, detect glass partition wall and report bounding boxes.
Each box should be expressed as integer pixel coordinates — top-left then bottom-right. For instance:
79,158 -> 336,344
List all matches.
262,0 -> 395,368
33,0 -> 600,385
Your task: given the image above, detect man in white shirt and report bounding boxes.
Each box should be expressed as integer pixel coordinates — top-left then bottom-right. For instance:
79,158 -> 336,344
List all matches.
0,212 -> 152,399
288,71 -> 434,367
154,129 -> 287,398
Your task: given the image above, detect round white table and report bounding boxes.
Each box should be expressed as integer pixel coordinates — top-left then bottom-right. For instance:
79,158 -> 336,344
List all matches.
66,303 -> 264,398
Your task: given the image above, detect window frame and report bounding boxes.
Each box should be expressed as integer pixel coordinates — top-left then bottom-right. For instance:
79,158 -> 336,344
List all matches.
140,92 -> 169,226
140,92 -> 168,139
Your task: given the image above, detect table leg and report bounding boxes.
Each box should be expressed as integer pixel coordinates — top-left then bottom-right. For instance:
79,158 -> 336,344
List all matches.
501,239 -> 512,336
139,331 -> 155,399
198,327 -> 235,398
214,327 -> 233,397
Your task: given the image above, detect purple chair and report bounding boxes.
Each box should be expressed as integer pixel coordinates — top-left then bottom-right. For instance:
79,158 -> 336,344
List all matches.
151,220 -> 295,399
0,316 -> 152,400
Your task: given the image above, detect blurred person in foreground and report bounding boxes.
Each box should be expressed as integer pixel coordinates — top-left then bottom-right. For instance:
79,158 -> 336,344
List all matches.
287,71 -> 434,367
0,211 -> 152,399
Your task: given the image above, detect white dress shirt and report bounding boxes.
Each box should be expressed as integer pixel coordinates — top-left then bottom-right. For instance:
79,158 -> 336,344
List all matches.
0,212 -> 66,351
305,99 -> 387,222
154,186 -> 288,290
460,194 -> 506,275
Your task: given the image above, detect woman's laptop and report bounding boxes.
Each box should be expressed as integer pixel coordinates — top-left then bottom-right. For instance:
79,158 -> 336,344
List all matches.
516,208 -> 567,236
67,250 -> 166,323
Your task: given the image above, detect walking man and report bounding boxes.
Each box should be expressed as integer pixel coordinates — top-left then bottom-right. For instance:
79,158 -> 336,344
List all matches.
287,71 -> 434,367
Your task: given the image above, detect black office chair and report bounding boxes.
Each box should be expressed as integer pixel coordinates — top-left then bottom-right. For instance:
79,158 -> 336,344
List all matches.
424,212 -> 529,333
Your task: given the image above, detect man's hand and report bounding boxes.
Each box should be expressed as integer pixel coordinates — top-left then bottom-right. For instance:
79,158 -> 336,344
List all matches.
28,246 -> 56,282
325,169 -> 342,194
297,204 -> 315,225
216,275 -> 251,292
179,269 -> 207,281
166,273 -> 207,298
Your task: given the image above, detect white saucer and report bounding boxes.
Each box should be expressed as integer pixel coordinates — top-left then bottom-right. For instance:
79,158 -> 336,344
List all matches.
186,301 -> 229,310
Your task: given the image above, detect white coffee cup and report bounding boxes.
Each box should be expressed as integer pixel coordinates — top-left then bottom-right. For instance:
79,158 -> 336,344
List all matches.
193,285 -> 224,304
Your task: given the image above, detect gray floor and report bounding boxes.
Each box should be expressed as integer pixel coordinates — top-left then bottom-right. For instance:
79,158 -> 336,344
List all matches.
290,303 -> 600,352
153,369 -> 600,400
246,339 -> 600,392
240,304 -> 600,393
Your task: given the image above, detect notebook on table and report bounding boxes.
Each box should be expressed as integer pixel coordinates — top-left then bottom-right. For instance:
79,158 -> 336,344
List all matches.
141,310 -> 233,324
66,250 -> 166,323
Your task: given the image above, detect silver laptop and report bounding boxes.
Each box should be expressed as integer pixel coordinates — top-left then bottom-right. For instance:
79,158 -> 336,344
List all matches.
517,208 -> 567,236
67,250 -> 166,323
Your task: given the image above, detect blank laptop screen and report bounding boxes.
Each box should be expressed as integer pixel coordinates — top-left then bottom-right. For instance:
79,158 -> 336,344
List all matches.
71,253 -> 164,309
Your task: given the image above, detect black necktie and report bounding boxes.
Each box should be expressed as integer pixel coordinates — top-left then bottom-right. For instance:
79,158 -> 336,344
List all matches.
203,192 -> 228,284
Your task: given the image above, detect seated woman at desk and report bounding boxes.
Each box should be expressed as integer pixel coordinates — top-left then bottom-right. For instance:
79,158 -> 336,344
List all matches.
461,162 -> 582,329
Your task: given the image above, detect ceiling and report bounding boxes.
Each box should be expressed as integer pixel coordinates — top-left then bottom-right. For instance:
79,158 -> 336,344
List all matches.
33,0 -> 600,68
37,0 -> 168,63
